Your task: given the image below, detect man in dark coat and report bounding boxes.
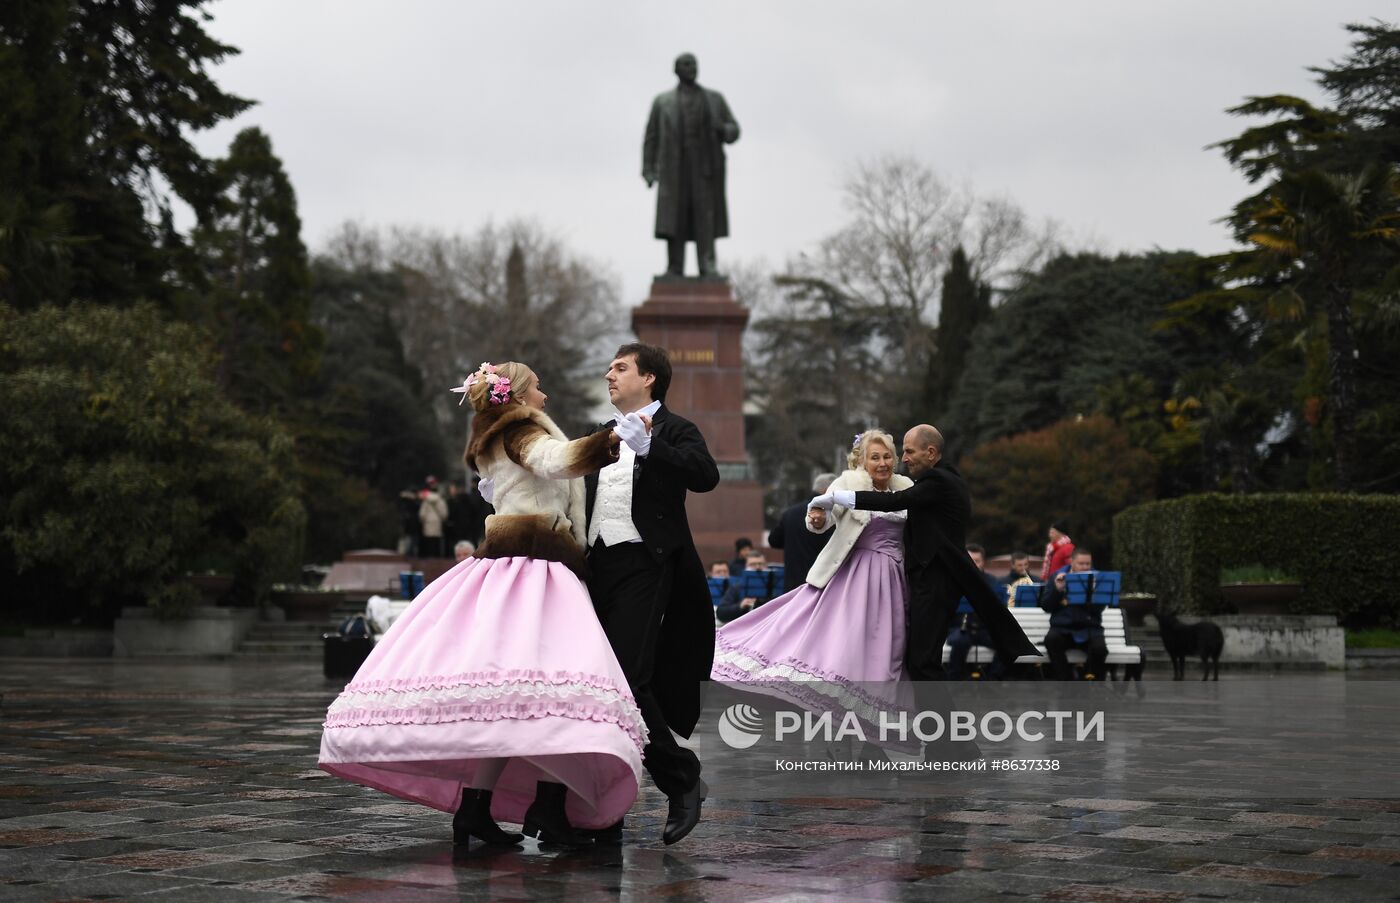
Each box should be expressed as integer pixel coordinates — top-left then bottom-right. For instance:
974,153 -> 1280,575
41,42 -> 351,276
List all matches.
643,52 -> 740,278
767,473 -> 836,593
811,425 -> 1038,682
585,343 -> 718,846
1038,548 -> 1108,680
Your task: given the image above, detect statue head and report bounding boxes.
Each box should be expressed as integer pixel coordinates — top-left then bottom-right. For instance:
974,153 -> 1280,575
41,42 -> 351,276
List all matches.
674,53 -> 698,85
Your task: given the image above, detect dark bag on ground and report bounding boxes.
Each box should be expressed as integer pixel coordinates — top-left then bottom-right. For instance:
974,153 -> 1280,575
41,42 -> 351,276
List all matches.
323,615 -> 373,678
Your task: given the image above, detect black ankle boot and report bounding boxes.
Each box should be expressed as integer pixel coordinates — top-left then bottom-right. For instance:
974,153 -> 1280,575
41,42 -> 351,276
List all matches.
521,781 -> 591,847
453,788 -> 523,846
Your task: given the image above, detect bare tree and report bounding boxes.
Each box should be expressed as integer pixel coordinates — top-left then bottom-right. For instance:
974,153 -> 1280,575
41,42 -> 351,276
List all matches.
814,155 -> 1060,323
788,155 -> 1060,427
322,220 -> 623,441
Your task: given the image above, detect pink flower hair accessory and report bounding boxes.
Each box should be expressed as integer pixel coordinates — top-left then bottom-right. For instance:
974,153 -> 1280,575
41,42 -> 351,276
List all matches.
488,376 -> 513,405
450,362 -> 512,407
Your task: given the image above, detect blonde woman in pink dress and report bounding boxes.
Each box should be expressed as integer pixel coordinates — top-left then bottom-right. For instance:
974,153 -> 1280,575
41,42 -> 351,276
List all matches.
319,362 -> 646,849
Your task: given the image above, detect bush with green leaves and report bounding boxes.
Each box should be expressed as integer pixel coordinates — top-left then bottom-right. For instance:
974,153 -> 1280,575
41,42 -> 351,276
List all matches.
1113,493 -> 1400,625
0,304 -> 305,619
961,415 -> 1157,564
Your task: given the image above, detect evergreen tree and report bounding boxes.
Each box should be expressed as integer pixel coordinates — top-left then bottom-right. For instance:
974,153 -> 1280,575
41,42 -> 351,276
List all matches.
302,257 -> 447,560
0,304 -> 304,622
1315,21 -> 1400,167
745,274 -> 880,519
0,0 -> 251,308
1179,20 -> 1400,490
193,126 -> 321,414
924,246 -> 991,420
945,252 -> 1241,464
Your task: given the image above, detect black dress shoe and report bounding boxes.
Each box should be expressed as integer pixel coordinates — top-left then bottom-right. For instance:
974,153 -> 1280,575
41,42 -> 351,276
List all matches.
662,778 -> 707,846
583,818 -> 623,845
452,788 -> 524,846
521,781 -> 592,848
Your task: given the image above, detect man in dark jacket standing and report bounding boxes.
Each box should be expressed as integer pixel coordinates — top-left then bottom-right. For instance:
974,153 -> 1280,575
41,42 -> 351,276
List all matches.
766,472 -> 836,593
810,425 -> 1037,682
585,343 -> 718,846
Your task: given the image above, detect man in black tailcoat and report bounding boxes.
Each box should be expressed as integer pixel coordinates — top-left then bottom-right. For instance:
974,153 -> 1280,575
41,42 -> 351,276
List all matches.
584,342 -> 718,846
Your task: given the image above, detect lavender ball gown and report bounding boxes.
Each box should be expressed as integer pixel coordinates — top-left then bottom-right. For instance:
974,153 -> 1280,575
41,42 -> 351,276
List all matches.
712,515 -> 910,730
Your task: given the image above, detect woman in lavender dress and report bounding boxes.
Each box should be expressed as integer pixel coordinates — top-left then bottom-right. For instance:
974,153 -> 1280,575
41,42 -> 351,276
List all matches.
712,430 -> 912,732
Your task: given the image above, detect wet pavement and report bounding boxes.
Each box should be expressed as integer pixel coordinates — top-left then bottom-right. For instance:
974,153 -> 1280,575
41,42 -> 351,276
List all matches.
2,658 -> 1400,901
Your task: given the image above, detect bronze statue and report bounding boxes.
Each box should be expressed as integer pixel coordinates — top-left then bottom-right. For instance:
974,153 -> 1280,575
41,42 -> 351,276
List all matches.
643,53 -> 740,279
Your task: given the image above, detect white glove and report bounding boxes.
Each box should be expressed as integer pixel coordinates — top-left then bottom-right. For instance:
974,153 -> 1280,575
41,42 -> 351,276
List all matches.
477,477 -> 495,505
808,493 -> 835,511
614,412 -> 652,456
831,489 -> 856,508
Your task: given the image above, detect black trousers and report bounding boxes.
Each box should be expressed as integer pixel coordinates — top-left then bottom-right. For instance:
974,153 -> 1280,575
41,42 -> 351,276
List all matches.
1043,627 -> 1108,680
946,626 -> 1000,679
905,569 -> 954,682
588,540 -> 701,799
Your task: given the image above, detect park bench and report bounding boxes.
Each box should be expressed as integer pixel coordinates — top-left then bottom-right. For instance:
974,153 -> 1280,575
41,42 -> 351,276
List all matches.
945,606 -> 1145,680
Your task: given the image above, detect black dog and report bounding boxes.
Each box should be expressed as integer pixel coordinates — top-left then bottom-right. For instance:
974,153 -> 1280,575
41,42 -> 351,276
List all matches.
1157,611 -> 1223,681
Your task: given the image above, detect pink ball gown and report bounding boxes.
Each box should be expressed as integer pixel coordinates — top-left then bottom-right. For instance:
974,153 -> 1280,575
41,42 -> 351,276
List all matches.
318,555 -> 647,830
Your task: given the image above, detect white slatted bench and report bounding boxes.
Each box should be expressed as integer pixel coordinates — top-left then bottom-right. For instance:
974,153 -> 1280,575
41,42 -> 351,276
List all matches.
944,607 -> 1144,680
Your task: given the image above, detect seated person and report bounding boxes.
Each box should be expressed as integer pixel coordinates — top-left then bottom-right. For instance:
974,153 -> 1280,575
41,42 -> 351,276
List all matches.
1001,551 -> 1035,602
707,561 -> 731,606
946,544 -> 1012,680
1038,548 -> 1107,680
728,537 -> 754,581
717,551 -> 771,623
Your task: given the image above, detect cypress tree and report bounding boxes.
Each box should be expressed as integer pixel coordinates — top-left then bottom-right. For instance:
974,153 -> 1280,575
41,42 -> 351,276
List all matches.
193,127 -> 321,414
0,0 -> 252,308
925,246 -> 989,421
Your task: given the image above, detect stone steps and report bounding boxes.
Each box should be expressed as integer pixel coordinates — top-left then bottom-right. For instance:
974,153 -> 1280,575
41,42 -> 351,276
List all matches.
233,600 -> 384,658
237,639 -> 324,655
244,624 -> 327,637
237,619 -> 336,658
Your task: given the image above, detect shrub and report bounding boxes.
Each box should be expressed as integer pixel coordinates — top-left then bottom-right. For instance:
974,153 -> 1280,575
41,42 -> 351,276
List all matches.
1113,493 -> 1400,625
0,304 -> 305,620
962,415 -> 1157,563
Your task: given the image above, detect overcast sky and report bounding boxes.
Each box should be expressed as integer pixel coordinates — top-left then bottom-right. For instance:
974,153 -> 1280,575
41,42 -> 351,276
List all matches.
191,1 -> 1388,307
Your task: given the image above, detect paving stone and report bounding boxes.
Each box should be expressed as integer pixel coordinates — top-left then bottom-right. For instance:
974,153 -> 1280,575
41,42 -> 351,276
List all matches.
1185,863 -> 1325,886
4,658 -> 1400,901
1307,844 -> 1400,864
1043,884 -> 1189,902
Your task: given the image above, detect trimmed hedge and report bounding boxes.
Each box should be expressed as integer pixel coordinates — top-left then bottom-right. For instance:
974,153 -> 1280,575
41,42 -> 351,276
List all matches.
1113,493 -> 1400,626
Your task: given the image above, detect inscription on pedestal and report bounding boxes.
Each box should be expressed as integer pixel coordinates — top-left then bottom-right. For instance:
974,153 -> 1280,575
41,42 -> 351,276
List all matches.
670,348 -> 716,364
